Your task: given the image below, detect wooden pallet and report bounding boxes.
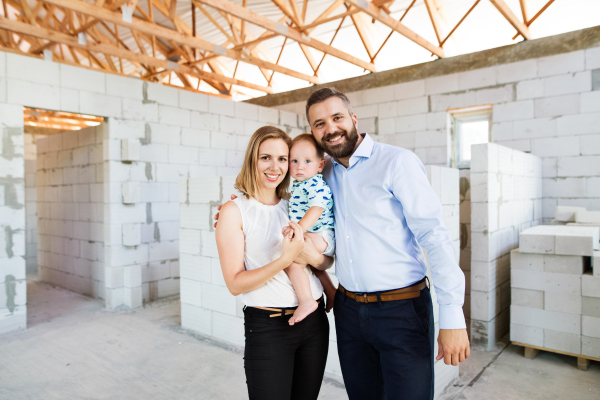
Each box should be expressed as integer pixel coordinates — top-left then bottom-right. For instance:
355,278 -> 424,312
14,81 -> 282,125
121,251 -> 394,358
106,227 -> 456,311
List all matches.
513,342 -> 600,371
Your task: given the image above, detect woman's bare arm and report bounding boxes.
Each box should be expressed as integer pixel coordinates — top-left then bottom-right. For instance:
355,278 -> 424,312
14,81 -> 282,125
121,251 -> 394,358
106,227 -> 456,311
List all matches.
216,201 -> 305,296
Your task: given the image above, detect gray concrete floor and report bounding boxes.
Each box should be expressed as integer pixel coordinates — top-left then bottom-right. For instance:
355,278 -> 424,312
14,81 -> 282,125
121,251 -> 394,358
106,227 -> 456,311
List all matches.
0,279 -> 598,400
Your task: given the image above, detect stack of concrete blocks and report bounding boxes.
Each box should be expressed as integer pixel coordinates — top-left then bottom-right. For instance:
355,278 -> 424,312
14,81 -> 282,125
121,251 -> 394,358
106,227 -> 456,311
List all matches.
510,224 -> 600,359
36,126 -> 105,299
24,133 -> 47,274
459,170 -> 472,334
470,142 -> 543,350
179,164 -> 461,399
0,104 -> 26,334
275,43 -> 600,220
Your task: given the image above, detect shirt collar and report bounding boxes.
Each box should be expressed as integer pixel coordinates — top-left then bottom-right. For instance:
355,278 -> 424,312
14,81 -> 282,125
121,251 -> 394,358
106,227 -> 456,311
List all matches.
293,173 -> 323,186
331,133 -> 374,168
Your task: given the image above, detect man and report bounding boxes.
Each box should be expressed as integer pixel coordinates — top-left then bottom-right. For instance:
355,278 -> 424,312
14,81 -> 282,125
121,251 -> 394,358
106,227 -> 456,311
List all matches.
305,87 -> 469,400
215,87 -> 469,399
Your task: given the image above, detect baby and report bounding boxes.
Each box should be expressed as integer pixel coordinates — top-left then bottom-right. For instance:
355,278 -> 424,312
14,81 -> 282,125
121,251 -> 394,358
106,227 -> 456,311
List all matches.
283,133 -> 337,325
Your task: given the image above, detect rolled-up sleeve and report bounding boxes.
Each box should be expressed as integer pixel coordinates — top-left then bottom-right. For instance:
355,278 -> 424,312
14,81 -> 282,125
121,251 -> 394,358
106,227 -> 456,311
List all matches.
391,152 -> 466,330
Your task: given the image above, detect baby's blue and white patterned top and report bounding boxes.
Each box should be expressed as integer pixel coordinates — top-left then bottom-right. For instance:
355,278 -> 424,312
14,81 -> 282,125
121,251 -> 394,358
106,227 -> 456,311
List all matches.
289,174 -> 334,233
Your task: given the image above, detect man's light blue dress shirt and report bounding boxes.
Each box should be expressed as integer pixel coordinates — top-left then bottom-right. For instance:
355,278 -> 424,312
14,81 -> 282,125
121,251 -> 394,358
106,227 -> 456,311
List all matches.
323,133 -> 466,330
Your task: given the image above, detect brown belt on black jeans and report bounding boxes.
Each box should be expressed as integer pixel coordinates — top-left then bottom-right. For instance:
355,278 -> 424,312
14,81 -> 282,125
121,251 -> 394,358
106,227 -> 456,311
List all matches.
252,297 -> 323,318
339,280 -> 427,303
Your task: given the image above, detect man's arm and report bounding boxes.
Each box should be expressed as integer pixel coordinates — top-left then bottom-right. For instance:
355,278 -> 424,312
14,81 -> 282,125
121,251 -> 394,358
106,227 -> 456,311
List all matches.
391,151 -> 469,366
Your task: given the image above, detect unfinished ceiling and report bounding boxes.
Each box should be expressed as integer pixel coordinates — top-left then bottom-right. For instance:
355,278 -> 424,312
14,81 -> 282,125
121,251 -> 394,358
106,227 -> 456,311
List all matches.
0,0 -> 598,100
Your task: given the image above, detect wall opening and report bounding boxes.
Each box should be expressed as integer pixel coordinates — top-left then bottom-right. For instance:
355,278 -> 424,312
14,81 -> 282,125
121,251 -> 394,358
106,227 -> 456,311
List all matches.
450,106 -> 492,170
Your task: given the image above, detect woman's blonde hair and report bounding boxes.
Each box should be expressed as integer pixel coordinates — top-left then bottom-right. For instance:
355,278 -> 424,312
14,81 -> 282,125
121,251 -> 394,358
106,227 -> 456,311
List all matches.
235,126 -> 292,200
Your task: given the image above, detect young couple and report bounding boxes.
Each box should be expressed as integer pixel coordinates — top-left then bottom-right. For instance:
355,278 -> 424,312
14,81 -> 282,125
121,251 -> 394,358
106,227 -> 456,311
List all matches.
215,88 -> 470,400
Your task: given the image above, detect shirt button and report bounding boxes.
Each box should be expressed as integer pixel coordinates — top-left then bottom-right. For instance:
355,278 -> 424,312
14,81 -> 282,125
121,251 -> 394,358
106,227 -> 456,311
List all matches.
355,284 -> 359,288
346,214 -> 349,217
344,171 -> 347,174
344,192 -> 347,195
350,260 -> 353,263
346,236 -> 349,239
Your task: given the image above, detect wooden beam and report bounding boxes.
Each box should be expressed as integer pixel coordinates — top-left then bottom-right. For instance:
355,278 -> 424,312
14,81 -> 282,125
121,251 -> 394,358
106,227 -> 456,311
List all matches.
489,0 -> 530,40
345,0 -> 444,58
0,17 -> 273,93
271,0 -> 300,27
43,0 -> 319,84
440,0 -> 480,47
168,0 -> 176,19
519,0 -> 529,23
424,0 -> 444,45
300,7 -> 360,32
305,0 -> 344,29
350,11 -> 374,59
512,0 -> 554,39
197,0 -> 375,72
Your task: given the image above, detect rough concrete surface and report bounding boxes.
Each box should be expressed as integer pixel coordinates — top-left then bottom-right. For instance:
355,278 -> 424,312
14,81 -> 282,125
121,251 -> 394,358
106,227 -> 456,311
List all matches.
1,279 -> 599,399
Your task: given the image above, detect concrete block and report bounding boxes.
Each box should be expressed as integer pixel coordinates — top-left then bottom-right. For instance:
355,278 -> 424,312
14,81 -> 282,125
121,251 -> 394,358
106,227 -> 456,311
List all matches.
7,80 -> 60,110
582,274 -> 600,298
179,90 -> 208,112
124,286 -> 143,309
364,86 -> 395,104
512,269 -> 581,295
471,143 -> 498,173
394,114 -> 426,133
157,278 -> 179,297
188,177 -> 221,203
582,336 -> 600,358
544,329 -> 581,354
258,106 -> 278,124
121,182 -> 140,204
212,312 -> 244,346
583,296 -> 600,318
202,282 -> 236,315
510,323 -> 543,346
580,134 -> 600,156
555,206 -> 585,222
516,79 -> 544,100
121,139 -> 140,161
511,305 -> 580,334
544,292 -> 582,315
511,288 -> 544,309
558,155 -> 600,177
180,204 -> 210,230
179,253 -> 211,282
80,91 -> 122,118
555,226 -> 599,255
581,91 -> 600,113
458,67 -> 497,90
532,135 -> 580,157
543,254 -> 584,275
123,264 -> 142,288
396,97 -> 428,117
191,112 -> 219,131
122,223 -> 141,247
540,50 -> 584,76
181,278 -> 203,307
576,211 -> 600,224
181,302 -> 212,335
493,101 -> 534,122
106,74 -> 144,100
519,226 -> 554,254
394,80 -> 425,100
582,316 -> 600,339
424,74 -> 458,95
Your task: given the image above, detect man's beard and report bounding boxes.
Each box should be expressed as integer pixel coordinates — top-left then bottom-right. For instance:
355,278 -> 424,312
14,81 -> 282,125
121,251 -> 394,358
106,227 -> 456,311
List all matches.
319,123 -> 360,160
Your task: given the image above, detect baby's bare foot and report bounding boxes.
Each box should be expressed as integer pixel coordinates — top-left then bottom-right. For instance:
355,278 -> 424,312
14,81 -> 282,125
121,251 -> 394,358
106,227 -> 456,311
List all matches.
288,300 -> 318,326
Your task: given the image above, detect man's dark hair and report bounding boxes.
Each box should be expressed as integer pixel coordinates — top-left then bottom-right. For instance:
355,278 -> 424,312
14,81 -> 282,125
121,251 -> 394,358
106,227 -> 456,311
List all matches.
305,87 -> 354,125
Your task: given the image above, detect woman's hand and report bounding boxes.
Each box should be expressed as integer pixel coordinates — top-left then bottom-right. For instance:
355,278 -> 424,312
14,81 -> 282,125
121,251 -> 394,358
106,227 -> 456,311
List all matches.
281,221 -> 305,263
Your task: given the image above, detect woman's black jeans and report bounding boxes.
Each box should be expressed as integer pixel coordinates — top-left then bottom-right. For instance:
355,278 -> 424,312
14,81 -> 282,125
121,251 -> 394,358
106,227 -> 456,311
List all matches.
243,300 -> 330,400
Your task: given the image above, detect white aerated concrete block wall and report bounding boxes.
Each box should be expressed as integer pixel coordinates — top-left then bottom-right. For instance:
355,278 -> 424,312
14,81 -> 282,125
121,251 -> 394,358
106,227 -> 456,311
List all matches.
0,102 -> 26,334
276,46 -> 600,219
36,126 -> 105,299
24,133 -> 46,275
470,143 -> 542,350
180,165 -> 461,398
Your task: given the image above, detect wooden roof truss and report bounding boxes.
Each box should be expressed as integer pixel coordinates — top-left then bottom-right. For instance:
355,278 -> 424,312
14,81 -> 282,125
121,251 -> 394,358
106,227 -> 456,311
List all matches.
0,0 -> 557,99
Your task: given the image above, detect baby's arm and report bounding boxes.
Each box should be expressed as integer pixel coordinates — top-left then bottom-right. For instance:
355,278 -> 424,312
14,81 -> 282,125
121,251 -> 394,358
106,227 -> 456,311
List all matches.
282,206 -> 323,236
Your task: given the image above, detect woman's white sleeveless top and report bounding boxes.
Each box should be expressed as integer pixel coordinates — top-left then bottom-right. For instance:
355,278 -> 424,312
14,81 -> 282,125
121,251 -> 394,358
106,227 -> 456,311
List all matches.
232,196 -> 323,307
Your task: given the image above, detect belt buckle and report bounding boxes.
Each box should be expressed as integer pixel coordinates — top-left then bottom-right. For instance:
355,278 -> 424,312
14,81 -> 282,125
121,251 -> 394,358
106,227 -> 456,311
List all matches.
355,292 -> 368,303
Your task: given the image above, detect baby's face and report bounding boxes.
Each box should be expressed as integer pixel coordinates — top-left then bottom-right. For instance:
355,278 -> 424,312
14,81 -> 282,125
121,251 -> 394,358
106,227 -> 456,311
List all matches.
289,140 -> 325,182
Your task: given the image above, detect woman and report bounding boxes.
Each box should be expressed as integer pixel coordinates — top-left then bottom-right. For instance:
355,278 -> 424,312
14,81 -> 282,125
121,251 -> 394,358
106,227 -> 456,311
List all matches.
215,126 -> 333,400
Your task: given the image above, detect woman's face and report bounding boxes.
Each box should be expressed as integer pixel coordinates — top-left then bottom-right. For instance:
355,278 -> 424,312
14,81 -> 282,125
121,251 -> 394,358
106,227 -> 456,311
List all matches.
256,138 -> 289,191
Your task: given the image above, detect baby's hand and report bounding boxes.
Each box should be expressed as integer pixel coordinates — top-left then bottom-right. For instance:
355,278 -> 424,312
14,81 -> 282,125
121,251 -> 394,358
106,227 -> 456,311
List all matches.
282,226 -> 293,237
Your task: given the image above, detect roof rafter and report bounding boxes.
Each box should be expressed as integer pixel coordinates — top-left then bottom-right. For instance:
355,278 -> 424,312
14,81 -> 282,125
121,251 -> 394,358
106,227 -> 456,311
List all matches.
196,0 -> 376,72
0,16 -> 273,93
42,0 -> 319,84
489,0 -> 530,40
345,0 -> 444,58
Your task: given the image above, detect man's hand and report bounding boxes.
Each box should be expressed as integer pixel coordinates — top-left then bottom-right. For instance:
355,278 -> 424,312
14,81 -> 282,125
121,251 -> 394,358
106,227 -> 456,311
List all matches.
293,234 -> 318,266
436,329 -> 470,366
214,194 -> 238,228
282,226 -> 293,237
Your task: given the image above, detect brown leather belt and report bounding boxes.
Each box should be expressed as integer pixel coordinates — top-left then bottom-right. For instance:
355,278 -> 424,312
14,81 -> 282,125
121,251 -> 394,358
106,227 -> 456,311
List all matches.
339,280 -> 427,303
